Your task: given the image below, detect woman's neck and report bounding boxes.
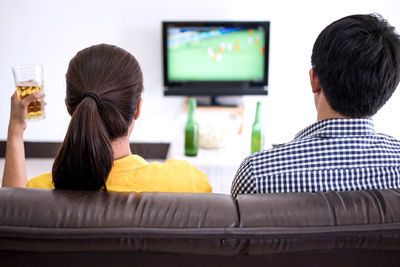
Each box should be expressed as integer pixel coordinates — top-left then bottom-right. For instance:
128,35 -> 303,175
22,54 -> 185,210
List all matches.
111,136 -> 132,160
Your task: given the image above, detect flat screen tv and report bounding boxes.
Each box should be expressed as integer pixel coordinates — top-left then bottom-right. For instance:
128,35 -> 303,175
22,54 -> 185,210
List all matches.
162,21 -> 270,105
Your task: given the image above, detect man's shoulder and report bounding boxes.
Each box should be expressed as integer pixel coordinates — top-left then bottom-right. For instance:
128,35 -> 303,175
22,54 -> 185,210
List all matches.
375,132 -> 400,144
252,130 -> 400,158
250,137 -> 314,161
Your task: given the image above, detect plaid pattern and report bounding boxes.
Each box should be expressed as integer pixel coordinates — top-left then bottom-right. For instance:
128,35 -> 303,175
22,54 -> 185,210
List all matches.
231,118 -> 400,198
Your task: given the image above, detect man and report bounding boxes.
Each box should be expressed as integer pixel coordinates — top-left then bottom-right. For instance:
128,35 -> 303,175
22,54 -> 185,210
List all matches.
231,14 -> 400,198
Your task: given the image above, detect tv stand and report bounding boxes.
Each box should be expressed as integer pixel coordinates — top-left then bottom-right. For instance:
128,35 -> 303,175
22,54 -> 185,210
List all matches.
185,96 -> 245,134
195,96 -> 239,107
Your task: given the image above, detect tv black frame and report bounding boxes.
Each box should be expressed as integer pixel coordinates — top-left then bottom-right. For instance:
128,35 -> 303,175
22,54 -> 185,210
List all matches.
162,21 -> 270,97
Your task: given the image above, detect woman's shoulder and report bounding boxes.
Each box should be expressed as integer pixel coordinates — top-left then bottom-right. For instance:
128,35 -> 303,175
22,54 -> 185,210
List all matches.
109,155 -> 212,193
136,157 -> 201,175
26,173 -> 55,189
140,158 -> 212,192
116,154 -> 197,172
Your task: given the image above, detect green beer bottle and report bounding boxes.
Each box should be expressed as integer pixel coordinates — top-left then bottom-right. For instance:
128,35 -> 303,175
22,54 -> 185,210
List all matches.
251,101 -> 264,154
185,98 -> 199,156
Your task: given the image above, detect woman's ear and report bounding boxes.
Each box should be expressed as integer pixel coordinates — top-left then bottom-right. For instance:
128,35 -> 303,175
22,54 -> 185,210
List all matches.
134,98 -> 143,120
65,98 -> 72,115
127,98 -> 143,137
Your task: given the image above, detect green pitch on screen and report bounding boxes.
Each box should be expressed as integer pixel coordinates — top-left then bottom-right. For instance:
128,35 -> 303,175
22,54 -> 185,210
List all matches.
168,29 -> 265,81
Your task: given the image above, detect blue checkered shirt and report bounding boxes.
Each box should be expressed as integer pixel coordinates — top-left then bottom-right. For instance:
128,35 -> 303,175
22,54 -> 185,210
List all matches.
231,118 -> 400,198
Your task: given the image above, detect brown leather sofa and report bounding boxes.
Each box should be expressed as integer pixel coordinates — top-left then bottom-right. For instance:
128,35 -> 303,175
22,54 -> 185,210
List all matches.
1,187 -> 400,267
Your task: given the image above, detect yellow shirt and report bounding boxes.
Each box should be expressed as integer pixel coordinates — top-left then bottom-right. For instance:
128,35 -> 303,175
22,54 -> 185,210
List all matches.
26,155 -> 212,193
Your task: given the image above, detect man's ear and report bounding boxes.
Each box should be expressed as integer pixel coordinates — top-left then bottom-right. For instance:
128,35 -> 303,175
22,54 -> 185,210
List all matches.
134,97 -> 143,120
309,68 -> 322,94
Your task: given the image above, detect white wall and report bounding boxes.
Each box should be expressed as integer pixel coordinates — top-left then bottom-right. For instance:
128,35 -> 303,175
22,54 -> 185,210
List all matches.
1,0 -> 400,145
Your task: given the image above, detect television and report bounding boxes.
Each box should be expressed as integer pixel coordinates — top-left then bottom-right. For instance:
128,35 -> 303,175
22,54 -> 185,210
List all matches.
162,21 -> 270,105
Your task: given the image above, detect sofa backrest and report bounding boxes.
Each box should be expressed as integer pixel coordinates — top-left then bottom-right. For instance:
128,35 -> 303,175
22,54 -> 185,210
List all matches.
0,188 -> 238,228
1,187 -> 400,266
3,188 -> 400,229
237,189 -> 400,227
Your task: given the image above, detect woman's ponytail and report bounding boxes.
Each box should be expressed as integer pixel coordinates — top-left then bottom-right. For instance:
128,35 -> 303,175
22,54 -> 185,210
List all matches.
52,96 -> 113,191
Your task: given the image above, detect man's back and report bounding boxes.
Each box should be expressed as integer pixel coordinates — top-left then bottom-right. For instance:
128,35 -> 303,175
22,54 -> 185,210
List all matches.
232,118 -> 400,198
231,14 -> 400,198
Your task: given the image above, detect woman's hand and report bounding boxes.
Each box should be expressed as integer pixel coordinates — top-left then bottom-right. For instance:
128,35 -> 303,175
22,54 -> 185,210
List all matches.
2,91 -> 45,187
8,91 -> 45,134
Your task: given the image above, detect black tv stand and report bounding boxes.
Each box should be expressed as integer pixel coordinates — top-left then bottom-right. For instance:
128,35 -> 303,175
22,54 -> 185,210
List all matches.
195,96 -> 239,107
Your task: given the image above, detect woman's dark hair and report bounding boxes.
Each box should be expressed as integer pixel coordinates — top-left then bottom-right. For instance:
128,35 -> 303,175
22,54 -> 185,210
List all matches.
52,44 -> 143,190
311,14 -> 400,117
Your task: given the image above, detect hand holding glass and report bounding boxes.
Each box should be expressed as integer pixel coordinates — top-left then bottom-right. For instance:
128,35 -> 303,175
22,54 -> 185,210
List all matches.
12,65 -> 45,120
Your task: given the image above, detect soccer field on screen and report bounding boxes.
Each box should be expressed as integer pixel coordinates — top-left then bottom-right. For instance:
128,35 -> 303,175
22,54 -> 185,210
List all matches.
167,29 -> 265,81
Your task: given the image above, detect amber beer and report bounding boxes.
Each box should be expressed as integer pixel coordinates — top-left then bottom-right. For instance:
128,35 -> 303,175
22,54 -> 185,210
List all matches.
16,82 -> 44,119
12,65 -> 45,120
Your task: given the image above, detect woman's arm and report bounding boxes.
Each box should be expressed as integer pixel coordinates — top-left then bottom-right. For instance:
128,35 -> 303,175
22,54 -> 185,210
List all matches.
2,91 -> 44,187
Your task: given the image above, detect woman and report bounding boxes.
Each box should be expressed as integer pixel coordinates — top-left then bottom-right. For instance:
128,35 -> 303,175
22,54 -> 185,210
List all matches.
3,44 -> 212,193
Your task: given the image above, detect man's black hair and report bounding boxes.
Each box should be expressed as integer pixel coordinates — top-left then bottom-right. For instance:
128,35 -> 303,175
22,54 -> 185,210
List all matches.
311,14 -> 400,117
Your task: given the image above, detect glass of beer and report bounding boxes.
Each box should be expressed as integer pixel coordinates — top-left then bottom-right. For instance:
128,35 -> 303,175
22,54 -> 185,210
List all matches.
12,64 -> 45,120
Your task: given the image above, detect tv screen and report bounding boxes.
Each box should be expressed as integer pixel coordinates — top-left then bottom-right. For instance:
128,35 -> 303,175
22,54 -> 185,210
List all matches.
163,21 -> 270,97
